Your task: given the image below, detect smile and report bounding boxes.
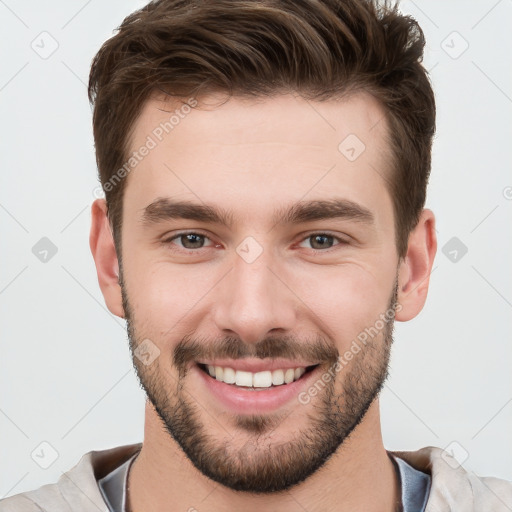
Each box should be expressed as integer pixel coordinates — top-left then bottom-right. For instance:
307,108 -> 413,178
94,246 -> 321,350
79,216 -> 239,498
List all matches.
194,361 -> 322,414
198,363 -> 318,389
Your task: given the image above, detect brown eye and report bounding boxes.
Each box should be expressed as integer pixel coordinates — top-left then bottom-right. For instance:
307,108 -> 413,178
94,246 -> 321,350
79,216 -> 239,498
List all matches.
309,234 -> 335,249
298,233 -> 346,251
165,232 -> 215,251
178,233 -> 206,249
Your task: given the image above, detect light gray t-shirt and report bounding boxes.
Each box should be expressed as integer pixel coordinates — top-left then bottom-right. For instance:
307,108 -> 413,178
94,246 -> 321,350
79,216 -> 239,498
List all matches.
98,451 -> 431,512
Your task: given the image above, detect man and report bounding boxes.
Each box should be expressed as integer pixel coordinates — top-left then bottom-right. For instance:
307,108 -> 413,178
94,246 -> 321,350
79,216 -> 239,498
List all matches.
1,0 -> 511,511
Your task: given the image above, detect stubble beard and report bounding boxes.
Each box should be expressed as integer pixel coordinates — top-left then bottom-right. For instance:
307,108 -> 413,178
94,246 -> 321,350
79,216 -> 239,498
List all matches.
121,272 -> 397,494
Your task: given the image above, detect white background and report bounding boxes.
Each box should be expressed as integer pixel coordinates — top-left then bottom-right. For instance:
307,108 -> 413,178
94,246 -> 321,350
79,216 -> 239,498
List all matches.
1,0 -> 511,499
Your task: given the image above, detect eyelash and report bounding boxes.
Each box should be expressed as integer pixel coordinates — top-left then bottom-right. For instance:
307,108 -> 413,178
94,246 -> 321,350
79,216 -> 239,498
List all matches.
162,231 -> 348,253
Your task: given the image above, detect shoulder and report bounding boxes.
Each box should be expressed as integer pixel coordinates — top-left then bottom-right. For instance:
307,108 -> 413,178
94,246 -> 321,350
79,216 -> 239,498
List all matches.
390,445 -> 512,511
0,443 -> 142,512
0,485 -> 60,511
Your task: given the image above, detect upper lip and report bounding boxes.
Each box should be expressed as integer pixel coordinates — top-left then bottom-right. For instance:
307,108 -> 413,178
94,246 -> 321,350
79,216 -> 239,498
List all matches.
196,358 -> 319,373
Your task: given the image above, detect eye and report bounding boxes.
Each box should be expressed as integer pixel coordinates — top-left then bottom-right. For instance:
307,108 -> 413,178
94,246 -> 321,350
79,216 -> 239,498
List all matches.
298,233 -> 347,251
164,231 -> 216,251
163,231 -> 348,253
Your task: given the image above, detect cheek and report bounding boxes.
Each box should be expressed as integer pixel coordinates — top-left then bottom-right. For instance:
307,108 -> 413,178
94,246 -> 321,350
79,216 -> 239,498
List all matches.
292,264 -> 394,346
124,259 -> 220,330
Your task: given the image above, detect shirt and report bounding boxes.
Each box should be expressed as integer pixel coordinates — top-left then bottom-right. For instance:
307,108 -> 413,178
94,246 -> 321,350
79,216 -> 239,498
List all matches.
98,453 -> 137,512
97,450 -> 431,512
3,443 -> 512,511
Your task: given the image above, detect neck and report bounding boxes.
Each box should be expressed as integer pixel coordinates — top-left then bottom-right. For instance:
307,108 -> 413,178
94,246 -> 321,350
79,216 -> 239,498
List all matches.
127,399 -> 400,512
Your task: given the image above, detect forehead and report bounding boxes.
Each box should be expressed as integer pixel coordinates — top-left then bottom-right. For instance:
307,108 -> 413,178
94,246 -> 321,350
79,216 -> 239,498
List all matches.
122,91 -> 393,229
130,91 -> 388,157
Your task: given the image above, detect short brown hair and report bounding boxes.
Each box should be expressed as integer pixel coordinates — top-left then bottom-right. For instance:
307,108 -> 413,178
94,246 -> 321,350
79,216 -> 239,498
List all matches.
88,0 -> 435,258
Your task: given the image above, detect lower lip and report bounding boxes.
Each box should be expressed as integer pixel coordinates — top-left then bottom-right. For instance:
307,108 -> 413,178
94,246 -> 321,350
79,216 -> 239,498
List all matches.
193,363 -> 320,414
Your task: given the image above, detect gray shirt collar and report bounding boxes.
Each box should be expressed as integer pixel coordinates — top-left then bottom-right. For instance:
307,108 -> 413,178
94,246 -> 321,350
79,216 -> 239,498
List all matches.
98,451 -> 431,512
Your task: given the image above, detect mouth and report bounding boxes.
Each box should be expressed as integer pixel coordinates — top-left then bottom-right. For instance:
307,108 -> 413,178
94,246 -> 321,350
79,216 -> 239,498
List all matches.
196,362 -> 319,390
194,360 -> 322,413
197,363 -> 319,391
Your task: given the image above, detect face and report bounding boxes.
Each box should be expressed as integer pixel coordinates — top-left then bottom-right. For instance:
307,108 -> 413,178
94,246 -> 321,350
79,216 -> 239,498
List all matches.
117,92 -> 401,493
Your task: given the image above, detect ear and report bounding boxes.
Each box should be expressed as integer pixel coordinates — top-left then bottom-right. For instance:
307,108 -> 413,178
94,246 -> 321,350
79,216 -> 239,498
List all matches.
395,209 -> 437,322
89,198 -> 125,318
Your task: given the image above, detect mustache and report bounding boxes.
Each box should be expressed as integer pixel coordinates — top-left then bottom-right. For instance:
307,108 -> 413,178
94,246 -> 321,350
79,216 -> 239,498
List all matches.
174,333 -> 339,372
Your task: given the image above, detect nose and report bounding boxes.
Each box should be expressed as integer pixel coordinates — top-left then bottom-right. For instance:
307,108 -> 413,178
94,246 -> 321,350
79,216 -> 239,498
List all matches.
212,248 -> 298,345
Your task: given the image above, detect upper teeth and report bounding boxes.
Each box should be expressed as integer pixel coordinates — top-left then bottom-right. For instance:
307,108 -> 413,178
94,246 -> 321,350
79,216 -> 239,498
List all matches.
207,365 -> 307,388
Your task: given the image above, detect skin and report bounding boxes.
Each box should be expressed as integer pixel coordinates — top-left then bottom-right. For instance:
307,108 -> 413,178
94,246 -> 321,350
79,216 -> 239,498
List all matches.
90,91 -> 437,512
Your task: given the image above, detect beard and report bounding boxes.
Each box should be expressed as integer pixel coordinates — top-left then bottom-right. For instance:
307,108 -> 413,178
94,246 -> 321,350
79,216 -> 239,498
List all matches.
121,272 -> 398,494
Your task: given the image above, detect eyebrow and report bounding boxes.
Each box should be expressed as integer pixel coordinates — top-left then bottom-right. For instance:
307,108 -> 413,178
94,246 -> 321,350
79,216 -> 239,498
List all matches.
140,197 -> 374,229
